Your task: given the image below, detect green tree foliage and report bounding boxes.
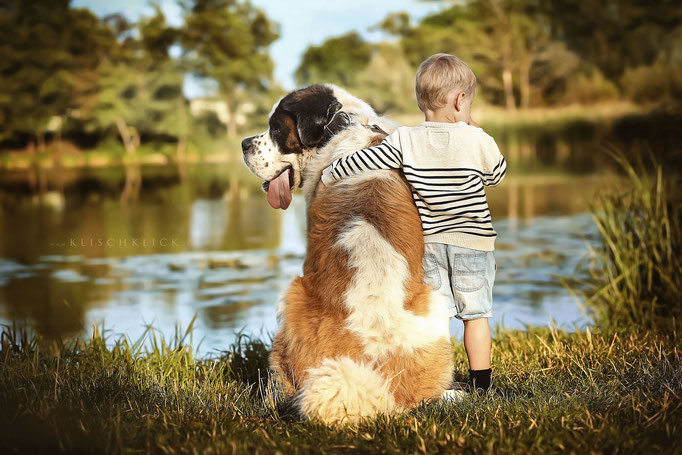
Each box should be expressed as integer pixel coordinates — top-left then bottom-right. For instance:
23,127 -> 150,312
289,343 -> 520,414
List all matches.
180,0 -> 279,137
0,0 -> 117,145
295,32 -> 372,88
353,43 -> 416,114
0,0 -> 281,152
619,26 -> 682,103
543,0 -> 682,81
380,0 -> 565,110
300,0 -> 680,112
78,8 -> 187,155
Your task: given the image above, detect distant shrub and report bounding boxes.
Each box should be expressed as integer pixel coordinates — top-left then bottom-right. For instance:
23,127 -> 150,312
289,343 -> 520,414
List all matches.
621,61 -> 682,104
561,68 -> 619,105
621,32 -> 682,104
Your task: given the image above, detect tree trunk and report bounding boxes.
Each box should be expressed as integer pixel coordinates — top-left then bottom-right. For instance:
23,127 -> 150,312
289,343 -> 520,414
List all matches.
489,0 -> 517,113
224,94 -> 238,138
116,116 -> 141,205
176,136 -> 187,181
176,97 -> 188,181
501,35 -> 517,113
54,121 -> 64,193
116,116 -> 137,158
502,68 -> 516,112
27,140 -> 37,192
36,131 -> 46,154
519,58 -> 531,110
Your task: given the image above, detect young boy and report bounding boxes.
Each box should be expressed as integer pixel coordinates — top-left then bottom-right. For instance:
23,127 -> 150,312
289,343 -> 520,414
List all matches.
318,53 -> 507,395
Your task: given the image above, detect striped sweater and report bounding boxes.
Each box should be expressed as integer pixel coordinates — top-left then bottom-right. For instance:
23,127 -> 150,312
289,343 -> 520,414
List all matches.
320,121 -> 506,251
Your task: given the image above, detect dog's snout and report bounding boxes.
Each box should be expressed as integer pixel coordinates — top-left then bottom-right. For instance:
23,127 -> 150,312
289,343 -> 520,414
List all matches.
241,136 -> 254,153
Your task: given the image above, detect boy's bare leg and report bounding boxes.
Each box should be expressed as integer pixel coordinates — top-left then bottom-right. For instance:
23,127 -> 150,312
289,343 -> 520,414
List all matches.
463,318 -> 491,370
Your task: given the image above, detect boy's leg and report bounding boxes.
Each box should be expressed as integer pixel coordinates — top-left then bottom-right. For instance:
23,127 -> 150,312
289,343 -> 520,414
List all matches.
445,246 -> 495,389
463,317 -> 491,370
463,317 -> 492,390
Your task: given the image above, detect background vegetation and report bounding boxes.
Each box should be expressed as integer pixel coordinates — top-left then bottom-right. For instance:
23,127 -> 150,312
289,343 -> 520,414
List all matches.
297,0 -> 682,114
0,0 -> 680,165
0,0 -> 283,164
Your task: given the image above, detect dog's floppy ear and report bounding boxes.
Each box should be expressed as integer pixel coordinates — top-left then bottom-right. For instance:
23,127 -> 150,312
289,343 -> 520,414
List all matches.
281,93 -> 342,148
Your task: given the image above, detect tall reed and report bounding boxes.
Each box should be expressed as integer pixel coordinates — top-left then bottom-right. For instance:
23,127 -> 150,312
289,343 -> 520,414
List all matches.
583,148 -> 681,332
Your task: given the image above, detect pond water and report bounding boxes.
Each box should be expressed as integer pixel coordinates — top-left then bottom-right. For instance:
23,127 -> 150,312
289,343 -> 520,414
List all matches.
0,161 -> 608,356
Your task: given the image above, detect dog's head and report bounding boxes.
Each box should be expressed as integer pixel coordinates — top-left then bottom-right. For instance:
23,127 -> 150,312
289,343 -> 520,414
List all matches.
242,84 -> 376,209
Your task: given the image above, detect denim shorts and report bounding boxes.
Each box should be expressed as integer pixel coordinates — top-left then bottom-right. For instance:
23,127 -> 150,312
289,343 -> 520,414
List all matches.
422,243 -> 496,320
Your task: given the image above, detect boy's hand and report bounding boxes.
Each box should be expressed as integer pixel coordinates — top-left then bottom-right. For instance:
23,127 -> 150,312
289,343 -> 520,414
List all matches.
467,117 -> 480,127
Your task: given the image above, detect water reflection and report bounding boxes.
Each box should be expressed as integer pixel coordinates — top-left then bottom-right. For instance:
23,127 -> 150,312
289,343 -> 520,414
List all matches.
190,198 -> 228,249
0,161 -> 606,355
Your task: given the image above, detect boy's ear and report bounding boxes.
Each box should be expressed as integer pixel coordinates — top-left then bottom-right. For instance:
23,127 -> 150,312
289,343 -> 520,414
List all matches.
454,91 -> 466,112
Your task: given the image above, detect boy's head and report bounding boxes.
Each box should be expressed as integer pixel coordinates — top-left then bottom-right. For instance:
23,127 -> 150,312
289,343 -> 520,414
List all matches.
415,53 -> 476,114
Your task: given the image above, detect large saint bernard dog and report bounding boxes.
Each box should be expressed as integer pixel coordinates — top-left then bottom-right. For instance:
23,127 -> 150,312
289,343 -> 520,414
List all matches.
242,84 -> 455,424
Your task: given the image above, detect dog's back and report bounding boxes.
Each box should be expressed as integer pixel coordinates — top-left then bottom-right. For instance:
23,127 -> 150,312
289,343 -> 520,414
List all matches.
270,130 -> 453,423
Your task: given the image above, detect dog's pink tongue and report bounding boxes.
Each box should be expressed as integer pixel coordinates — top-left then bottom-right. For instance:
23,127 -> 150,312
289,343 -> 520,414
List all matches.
266,168 -> 292,210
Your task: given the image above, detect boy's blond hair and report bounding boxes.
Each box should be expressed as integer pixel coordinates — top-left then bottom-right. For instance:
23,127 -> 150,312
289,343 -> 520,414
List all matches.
415,53 -> 477,112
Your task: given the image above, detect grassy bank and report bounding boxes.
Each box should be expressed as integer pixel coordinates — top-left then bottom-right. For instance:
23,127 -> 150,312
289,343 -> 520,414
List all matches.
1,323 -> 680,454
0,102 -> 674,172
392,101 -> 644,129
0,135 -> 249,171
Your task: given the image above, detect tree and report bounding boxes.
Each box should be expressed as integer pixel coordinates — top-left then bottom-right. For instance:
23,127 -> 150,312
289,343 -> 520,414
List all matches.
180,0 -> 278,137
543,0 -> 682,81
0,0 -> 118,147
379,5 -> 523,109
295,32 -> 373,87
380,1 -> 569,110
76,8 -> 187,156
353,43 -> 416,114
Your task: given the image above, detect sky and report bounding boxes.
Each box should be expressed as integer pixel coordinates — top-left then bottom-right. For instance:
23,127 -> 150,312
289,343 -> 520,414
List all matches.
72,0 -> 443,95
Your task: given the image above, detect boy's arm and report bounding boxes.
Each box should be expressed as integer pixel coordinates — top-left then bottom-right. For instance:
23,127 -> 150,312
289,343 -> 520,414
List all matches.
481,133 -> 506,187
320,135 -> 402,186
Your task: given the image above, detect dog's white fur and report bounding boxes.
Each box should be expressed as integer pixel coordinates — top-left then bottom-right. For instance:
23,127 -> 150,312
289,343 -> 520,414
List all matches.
336,219 -> 450,359
295,356 -> 401,423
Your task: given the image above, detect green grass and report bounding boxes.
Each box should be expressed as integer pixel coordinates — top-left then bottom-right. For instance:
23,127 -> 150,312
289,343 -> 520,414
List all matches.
1,322 -> 680,454
1,151 -> 681,453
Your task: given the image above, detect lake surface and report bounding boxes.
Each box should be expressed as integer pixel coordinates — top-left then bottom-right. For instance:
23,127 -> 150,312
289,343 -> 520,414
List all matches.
0,161 -> 608,356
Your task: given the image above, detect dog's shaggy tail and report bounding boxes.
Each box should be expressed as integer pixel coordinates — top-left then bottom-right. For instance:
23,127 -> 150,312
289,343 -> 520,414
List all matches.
295,356 -> 401,424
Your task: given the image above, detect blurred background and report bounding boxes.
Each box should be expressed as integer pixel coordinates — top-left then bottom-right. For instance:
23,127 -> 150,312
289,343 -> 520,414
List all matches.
0,0 -> 680,355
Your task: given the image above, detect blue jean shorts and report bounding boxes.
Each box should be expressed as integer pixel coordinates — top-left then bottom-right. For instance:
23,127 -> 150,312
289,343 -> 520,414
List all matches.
422,243 -> 496,320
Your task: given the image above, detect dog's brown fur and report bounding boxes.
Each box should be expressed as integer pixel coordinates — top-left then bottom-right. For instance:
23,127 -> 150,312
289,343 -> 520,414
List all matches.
244,85 -> 455,423
269,134 -> 452,409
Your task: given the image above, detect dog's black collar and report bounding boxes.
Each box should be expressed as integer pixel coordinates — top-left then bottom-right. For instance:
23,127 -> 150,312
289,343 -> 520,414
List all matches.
366,123 -> 388,135
322,110 -> 389,146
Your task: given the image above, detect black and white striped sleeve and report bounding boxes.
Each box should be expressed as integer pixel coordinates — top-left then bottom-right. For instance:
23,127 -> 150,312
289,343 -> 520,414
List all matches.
481,134 -> 506,187
320,137 -> 403,185
483,155 -> 506,187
